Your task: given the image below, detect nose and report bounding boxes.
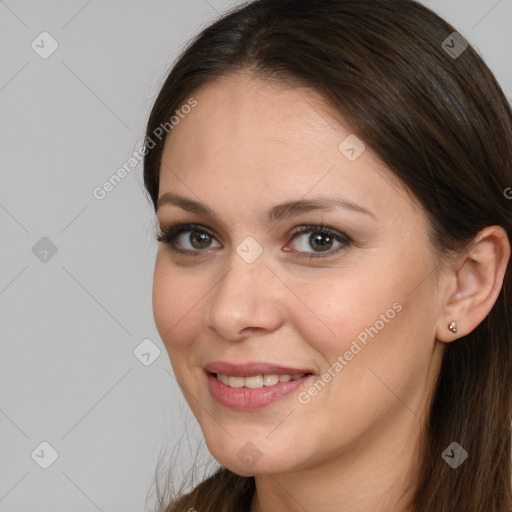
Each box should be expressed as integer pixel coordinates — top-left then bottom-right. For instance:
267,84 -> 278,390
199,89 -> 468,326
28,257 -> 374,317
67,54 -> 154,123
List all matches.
205,245 -> 284,341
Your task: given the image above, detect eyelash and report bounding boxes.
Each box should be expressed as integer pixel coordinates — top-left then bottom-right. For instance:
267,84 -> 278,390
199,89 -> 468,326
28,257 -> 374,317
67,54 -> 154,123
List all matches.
155,223 -> 352,259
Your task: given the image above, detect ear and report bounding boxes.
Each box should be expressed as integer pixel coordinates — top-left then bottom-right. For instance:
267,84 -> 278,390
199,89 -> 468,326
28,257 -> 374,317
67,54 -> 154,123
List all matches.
436,225 -> 510,343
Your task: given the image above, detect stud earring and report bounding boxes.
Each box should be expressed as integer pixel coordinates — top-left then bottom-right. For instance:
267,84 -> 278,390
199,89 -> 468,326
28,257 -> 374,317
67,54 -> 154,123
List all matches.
448,320 -> 458,333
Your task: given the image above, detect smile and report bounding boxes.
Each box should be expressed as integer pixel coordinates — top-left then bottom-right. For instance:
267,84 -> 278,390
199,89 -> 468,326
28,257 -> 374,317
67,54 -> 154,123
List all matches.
206,371 -> 313,410
215,373 -> 306,388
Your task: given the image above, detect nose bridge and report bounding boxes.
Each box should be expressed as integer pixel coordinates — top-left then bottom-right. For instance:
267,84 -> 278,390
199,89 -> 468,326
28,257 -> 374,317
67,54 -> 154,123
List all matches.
206,238 -> 282,338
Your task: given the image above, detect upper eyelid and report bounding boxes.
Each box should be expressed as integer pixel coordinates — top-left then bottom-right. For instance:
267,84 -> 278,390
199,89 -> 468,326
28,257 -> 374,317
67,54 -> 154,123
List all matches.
157,222 -> 346,239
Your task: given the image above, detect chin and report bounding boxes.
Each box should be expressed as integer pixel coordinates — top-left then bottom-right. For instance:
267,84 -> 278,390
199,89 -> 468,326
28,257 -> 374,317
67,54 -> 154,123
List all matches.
217,456 -> 286,477
205,436 -> 296,477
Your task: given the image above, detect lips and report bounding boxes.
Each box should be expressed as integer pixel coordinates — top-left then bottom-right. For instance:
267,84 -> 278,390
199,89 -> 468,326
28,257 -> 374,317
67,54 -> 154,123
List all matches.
204,360 -> 315,410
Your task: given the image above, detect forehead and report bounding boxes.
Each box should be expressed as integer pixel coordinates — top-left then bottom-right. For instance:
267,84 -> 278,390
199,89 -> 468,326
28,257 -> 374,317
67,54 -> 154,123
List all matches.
162,71 -> 349,166
158,72 -> 416,219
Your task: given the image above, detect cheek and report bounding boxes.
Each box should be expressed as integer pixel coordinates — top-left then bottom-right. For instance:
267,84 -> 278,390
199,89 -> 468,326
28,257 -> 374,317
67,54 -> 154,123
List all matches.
152,256 -> 198,351
304,269 -> 437,409
293,270 -> 403,357
293,256 -> 435,390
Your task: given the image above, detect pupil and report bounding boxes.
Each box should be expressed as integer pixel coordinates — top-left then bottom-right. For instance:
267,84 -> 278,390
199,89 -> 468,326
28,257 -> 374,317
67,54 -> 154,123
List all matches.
310,233 -> 332,251
191,231 -> 210,249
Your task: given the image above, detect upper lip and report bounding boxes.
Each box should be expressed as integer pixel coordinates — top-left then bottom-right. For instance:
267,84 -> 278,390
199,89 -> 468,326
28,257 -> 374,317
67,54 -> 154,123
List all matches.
204,361 -> 313,377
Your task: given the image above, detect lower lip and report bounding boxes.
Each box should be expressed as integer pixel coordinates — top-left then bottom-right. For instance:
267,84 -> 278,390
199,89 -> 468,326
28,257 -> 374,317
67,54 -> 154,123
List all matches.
207,373 -> 313,411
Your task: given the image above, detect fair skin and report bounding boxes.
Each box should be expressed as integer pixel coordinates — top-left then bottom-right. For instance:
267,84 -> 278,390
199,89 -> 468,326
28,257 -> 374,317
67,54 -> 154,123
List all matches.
152,72 -> 510,512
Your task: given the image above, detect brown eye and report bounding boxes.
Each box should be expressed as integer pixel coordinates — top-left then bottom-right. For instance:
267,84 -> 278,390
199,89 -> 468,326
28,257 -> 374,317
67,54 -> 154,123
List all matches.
156,224 -> 221,255
156,223 -> 351,259
309,232 -> 335,252
287,225 -> 352,258
187,230 -> 213,249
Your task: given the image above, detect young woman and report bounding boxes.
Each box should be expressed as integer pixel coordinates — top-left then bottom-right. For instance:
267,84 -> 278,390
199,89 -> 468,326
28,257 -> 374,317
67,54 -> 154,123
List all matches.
143,1 -> 512,510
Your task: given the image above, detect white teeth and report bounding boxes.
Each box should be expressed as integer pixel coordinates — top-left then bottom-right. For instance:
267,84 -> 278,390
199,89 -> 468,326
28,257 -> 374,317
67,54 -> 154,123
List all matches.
218,373 -> 229,385
263,374 -> 279,386
216,373 -> 306,388
244,375 -> 263,388
228,376 -> 244,388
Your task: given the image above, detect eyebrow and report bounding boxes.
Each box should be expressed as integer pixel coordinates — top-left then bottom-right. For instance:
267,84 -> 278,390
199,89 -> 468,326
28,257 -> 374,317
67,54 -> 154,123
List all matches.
156,192 -> 375,223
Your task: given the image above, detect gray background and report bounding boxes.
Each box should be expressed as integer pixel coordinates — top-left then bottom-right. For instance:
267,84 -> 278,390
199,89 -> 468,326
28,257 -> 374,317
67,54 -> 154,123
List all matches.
1,1 -> 511,511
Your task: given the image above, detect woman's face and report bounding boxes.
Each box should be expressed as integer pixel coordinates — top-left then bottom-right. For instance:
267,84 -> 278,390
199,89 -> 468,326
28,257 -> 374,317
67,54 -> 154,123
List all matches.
153,72 -> 447,476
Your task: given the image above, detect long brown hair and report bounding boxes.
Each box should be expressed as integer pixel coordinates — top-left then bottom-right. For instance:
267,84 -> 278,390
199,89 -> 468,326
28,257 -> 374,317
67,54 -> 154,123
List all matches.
143,1 -> 512,510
